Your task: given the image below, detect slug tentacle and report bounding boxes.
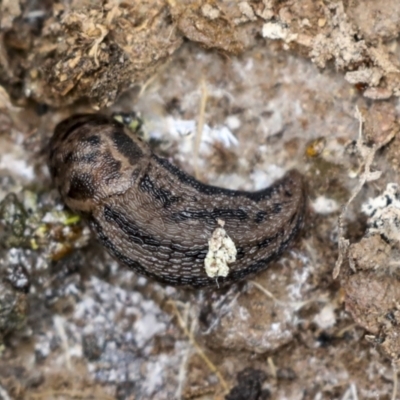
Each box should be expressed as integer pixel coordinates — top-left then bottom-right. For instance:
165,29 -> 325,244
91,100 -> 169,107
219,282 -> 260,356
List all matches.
49,114 -> 306,288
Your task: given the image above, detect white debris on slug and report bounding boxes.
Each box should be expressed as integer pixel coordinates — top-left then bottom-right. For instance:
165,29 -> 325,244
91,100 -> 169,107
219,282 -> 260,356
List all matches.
362,183 -> 400,242
204,219 -> 237,278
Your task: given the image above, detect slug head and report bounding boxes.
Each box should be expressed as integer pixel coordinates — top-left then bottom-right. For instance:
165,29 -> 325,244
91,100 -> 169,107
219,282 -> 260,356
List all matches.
48,114 -> 149,213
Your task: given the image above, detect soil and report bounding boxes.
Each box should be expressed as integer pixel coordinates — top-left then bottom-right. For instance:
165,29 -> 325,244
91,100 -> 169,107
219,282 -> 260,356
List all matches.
1,1 -> 400,399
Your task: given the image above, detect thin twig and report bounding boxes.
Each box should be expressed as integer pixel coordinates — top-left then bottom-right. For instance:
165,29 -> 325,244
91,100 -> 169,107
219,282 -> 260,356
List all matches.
0,384 -> 11,400
175,303 -> 191,400
138,74 -> 158,98
392,361 -> 398,400
167,300 -> 229,393
267,357 -> 277,379
341,383 -> 358,400
53,315 -> 72,371
249,280 -> 321,311
30,389 -> 114,400
333,106 -> 395,279
194,78 -> 208,180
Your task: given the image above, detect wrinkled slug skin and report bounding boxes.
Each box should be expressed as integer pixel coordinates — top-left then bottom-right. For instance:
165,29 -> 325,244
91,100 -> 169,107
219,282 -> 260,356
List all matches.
48,114 -> 306,288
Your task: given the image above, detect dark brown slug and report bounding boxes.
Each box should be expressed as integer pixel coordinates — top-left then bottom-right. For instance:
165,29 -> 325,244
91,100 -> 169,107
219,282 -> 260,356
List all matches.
48,114 -> 306,288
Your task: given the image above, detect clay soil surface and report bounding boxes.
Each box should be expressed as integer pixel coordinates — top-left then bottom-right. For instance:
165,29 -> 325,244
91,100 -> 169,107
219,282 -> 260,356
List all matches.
1,1 -> 400,399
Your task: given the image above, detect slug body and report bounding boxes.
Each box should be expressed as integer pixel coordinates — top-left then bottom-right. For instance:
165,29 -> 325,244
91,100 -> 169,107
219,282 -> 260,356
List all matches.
49,114 -> 306,288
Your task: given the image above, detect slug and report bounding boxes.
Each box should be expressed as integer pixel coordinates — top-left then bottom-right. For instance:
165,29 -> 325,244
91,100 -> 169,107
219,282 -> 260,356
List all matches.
48,114 -> 306,288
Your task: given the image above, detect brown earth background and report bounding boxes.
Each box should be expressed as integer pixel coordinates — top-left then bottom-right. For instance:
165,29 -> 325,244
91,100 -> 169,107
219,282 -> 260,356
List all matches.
1,0 -> 400,399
